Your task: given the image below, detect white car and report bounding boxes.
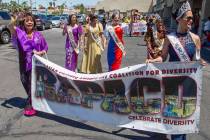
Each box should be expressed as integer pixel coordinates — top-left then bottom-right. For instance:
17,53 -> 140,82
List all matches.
51,16 -> 62,28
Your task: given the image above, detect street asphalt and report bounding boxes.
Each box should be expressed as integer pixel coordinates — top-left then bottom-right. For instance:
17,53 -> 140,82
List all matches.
0,28 -> 210,140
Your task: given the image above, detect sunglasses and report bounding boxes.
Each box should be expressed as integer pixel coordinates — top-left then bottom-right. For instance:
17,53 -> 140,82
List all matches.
183,16 -> 194,21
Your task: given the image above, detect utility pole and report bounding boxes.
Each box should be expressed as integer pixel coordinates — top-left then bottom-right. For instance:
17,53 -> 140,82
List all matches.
30,0 -> 32,9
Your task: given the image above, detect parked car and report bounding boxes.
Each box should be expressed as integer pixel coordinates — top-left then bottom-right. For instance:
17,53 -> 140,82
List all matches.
77,14 -> 85,24
98,14 -> 105,22
60,16 -> 68,27
61,14 -> 68,18
0,11 -> 11,44
46,14 -> 54,20
34,14 -> 52,31
51,16 -> 62,28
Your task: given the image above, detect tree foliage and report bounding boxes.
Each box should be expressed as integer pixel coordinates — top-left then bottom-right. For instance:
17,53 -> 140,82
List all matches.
0,1 -> 30,12
73,4 -> 85,14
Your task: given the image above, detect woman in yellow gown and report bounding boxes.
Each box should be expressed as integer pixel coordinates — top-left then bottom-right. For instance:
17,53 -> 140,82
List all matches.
80,14 -> 106,74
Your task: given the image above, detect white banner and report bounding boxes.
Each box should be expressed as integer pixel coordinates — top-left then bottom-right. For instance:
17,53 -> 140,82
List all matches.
132,22 -> 147,33
32,55 -> 203,134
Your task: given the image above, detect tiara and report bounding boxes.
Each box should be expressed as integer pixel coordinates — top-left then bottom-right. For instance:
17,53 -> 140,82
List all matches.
176,1 -> 191,20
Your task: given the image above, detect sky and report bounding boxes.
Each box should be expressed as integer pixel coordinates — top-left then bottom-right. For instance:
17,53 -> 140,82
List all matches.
3,0 -> 102,8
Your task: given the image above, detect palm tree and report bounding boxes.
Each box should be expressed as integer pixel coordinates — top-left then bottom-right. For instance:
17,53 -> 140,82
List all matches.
58,3 -> 65,14
9,1 -> 19,12
49,2 -> 52,8
21,1 -> 30,11
53,0 -> 56,8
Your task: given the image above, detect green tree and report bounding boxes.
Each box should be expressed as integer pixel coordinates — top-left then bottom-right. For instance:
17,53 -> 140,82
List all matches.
9,1 -> 19,12
49,2 -> 53,7
58,3 -> 65,15
53,0 -> 56,7
0,1 -> 29,12
73,4 -> 85,14
21,1 -> 30,11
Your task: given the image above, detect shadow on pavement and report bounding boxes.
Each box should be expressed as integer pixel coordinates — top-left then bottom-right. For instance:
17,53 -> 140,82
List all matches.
36,111 -> 167,140
113,128 -> 168,140
136,43 -> 146,46
1,97 -> 168,140
1,97 -> 26,109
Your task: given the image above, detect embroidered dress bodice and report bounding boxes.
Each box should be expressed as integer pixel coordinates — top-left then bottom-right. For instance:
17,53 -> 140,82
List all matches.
168,32 -> 196,62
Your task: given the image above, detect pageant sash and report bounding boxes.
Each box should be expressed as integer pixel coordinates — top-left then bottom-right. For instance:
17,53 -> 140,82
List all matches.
153,30 -> 164,51
67,26 -> 80,54
89,25 -> 104,51
167,33 -> 190,62
107,25 -> 126,56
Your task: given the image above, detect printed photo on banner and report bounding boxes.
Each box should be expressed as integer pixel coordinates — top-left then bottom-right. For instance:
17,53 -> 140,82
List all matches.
32,55 -> 202,134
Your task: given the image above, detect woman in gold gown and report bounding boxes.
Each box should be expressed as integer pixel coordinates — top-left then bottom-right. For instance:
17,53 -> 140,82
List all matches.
80,14 -> 106,74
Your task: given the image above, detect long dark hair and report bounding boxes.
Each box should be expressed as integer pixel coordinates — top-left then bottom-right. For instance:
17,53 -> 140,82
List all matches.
89,14 -> 98,22
111,14 -> 117,20
68,14 -> 78,25
156,20 -> 166,38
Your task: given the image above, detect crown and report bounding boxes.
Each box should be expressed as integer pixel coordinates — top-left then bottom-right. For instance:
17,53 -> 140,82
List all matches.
176,1 -> 191,20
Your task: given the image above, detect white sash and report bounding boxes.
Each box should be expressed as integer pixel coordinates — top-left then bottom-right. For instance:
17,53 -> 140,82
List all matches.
153,30 -> 164,50
167,33 -> 190,62
67,25 -> 79,54
107,25 -> 126,56
89,25 -> 104,51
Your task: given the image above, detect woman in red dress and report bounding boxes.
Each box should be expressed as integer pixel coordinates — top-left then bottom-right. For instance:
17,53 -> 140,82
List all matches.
107,14 -> 125,71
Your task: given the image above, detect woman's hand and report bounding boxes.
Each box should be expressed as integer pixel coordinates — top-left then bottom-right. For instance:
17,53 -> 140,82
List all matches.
145,56 -> 163,63
200,58 -> 207,66
145,59 -> 152,63
33,50 -> 46,56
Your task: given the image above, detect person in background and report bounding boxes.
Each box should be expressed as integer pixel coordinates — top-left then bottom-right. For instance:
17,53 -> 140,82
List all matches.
80,14 -> 106,74
146,1 -> 206,140
9,12 -> 48,116
203,16 -> 210,48
102,16 -> 107,30
62,14 -> 83,72
85,15 -> 91,25
204,16 -> 210,35
107,14 -> 125,71
144,20 -> 166,59
193,12 -> 200,34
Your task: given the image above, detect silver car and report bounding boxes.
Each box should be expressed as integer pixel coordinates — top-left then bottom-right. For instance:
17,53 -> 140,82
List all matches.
51,16 -> 62,28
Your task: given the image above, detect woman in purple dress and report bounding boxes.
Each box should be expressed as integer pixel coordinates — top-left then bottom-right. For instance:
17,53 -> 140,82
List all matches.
10,12 -> 48,116
63,14 -> 83,72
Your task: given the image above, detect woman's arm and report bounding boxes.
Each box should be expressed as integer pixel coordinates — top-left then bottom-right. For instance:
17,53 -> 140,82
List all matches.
190,32 -> 207,65
8,16 -> 17,37
101,33 -> 107,49
62,24 -> 67,36
34,34 -> 48,56
98,23 -> 107,49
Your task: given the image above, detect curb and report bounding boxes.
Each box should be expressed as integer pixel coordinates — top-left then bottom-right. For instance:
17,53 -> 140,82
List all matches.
0,43 -> 12,48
